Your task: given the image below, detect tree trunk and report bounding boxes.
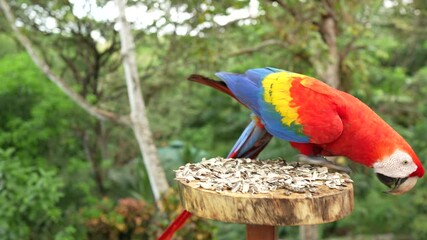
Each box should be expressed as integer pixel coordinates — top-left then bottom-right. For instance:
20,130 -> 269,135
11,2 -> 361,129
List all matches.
301,8 -> 340,240
115,0 -> 169,202
82,130 -> 106,195
318,13 -> 340,89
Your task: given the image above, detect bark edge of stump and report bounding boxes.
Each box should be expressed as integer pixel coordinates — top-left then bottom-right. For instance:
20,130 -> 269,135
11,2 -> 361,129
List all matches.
177,180 -> 354,226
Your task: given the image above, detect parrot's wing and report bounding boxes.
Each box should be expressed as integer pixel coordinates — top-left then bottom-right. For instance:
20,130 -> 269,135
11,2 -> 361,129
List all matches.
259,71 -> 344,144
215,67 -> 344,145
215,68 -> 311,143
297,77 -> 345,144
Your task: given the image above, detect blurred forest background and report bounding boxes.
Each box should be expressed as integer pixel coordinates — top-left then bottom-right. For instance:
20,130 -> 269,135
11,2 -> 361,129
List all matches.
0,0 -> 426,239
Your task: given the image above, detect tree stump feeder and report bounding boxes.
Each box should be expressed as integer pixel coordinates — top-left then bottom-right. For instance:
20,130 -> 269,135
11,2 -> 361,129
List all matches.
175,158 -> 354,239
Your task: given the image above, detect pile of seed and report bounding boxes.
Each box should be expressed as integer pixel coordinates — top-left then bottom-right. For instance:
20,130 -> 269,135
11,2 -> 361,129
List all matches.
175,157 -> 353,195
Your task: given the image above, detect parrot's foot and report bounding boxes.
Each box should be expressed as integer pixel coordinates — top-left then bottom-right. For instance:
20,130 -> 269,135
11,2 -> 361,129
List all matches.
297,154 -> 351,174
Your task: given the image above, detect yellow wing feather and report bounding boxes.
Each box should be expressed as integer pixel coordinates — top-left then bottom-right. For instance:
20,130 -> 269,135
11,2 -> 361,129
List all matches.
262,72 -> 305,126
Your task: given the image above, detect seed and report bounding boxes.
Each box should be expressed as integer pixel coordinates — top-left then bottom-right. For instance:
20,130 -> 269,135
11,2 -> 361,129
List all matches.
175,157 -> 352,195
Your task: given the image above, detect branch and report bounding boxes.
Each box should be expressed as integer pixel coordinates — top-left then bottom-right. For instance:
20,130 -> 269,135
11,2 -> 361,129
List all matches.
58,51 -> 83,84
340,43 -> 366,62
339,21 -> 370,62
227,39 -> 287,57
99,28 -> 120,65
0,0 -> 130,125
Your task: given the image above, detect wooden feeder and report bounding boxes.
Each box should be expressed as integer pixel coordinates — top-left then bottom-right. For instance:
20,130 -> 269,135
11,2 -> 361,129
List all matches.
176,158 -> 354,240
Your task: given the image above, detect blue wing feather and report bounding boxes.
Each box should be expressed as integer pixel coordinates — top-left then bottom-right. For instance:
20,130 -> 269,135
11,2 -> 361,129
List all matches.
245,68 -> 276,84
215,72 -> 261,115
259,100 -> 310,143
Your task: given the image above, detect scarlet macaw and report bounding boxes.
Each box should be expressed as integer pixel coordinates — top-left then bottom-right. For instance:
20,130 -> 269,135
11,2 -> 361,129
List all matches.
159,67 -> 424,240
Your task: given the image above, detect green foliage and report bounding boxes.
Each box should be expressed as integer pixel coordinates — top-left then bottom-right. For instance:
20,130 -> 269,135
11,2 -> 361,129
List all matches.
0,53 -> 86,161
107,158 -> 153,201
0,148 -> 63,239
0,33 -> 19,57
158,140 -> 208,183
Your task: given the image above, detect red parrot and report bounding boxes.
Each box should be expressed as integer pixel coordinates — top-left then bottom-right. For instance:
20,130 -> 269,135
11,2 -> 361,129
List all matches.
159,67 -> 424,240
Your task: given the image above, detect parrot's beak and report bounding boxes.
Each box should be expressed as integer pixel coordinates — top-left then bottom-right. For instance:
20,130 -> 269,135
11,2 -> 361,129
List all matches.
376,173 -> 418,195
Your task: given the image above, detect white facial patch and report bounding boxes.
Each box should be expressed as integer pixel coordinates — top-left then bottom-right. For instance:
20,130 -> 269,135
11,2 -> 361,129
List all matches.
373,150 -> 417,178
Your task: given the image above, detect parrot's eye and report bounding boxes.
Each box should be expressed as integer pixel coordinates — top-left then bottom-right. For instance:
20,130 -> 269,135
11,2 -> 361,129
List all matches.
402,160 -> 409,165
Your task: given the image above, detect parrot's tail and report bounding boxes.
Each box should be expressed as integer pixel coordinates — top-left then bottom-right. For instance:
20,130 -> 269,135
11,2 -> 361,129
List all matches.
188,74 -> 243,105
188,74 -> 230,95
158,210 -> 192,240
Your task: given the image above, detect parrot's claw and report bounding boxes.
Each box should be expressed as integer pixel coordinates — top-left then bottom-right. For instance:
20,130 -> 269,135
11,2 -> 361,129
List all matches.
297,154 -> 352,174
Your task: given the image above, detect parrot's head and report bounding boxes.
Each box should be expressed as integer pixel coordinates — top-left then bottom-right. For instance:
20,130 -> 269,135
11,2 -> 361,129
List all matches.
373,149 -> 424,195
